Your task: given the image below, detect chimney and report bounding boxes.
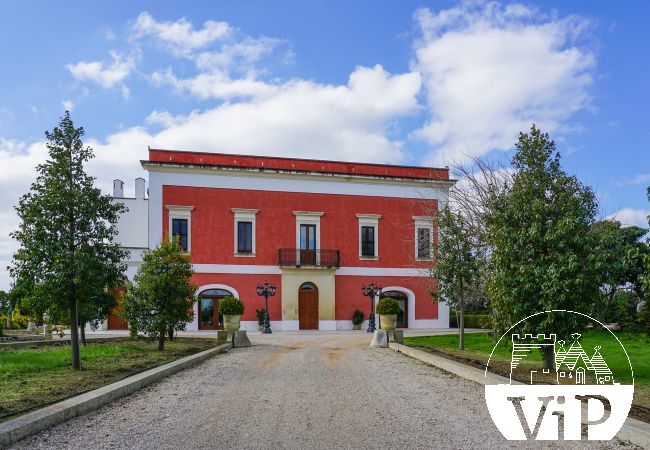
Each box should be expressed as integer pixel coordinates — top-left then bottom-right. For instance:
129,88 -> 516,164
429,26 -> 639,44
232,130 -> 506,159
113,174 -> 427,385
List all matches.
113,179 -> 124,198
135,178 -> 146,199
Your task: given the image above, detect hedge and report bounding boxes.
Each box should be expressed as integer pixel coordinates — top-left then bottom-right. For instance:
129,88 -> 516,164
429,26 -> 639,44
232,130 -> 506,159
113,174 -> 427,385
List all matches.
449,313 -> 491,329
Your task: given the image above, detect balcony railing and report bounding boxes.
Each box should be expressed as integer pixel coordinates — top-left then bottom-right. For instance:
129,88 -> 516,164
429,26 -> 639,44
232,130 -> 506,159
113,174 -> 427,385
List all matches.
278,248 -> 340,268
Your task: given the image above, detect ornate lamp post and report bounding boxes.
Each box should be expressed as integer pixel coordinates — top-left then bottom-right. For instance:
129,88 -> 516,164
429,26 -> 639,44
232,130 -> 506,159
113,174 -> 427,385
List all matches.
361,282 -> 382,332
256,280 -> 276,334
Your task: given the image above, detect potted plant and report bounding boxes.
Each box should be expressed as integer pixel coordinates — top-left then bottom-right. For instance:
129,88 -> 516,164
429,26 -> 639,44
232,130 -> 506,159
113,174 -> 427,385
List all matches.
256,308 -> 266,331
352,309 -> 365,330
219,296 -> 245,331
376,297 -> 401,330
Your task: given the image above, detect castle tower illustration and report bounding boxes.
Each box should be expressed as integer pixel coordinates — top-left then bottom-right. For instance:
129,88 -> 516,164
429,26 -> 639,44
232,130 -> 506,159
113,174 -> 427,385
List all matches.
509,333 -> 556,384
509,332 -> 616,385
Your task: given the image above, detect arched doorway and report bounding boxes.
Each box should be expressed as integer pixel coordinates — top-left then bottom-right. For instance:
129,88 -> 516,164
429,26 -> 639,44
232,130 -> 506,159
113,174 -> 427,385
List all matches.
197,288 -> 232,330
380,291 -> 408,328
298,282 -> 319,330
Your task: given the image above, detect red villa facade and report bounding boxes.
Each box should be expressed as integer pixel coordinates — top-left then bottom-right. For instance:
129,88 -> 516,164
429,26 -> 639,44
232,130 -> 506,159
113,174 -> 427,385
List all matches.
108,149 -> 453,331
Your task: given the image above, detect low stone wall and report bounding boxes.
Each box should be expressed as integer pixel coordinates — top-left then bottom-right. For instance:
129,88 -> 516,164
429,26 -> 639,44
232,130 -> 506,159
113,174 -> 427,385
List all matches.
0,342 -> 232,447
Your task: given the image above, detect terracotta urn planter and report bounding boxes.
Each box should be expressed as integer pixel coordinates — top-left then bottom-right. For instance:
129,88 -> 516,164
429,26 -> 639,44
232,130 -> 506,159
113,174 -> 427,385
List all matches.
352,323 -> 362,330
223,314 -> 242,331
380,314 -> 397,330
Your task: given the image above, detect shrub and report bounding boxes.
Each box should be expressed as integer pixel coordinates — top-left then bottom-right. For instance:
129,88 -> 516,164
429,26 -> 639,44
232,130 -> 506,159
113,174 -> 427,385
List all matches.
352,309 -> 365,325
450,313 -> 491,329
376,298 -> 401,315
638,301 -> 650,336
219,296 -> 244,315
10,307 -> 30,329
256,308 -> 266,326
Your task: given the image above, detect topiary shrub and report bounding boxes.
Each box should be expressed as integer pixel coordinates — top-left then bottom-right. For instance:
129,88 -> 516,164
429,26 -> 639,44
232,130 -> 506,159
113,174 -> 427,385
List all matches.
219,296 -> 245,315
376,298 -> 401,315
352,309 -> 365,325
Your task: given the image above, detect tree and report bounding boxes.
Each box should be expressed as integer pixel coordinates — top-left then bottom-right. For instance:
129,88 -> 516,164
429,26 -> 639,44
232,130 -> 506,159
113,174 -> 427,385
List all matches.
9,112 -> 127,369
589,219 -> 648,322
120,238 -> 195,351
485,126 -> 600,369
430,205 -> 483,349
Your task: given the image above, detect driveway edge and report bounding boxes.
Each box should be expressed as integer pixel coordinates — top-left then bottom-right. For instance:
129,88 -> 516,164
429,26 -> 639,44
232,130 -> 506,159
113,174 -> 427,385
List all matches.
389,342 -> 650,448
0,342 -> 232,448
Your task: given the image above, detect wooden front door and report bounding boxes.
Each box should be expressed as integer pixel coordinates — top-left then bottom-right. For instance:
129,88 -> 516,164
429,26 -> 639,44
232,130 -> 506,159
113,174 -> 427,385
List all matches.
107,287 -> 128,330
298,283 -> 319,330
198,296 -> 224,330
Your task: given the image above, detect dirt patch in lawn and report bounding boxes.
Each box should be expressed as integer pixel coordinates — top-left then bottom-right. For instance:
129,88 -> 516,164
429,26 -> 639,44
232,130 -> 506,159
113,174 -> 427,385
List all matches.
410,345 -> 650,424
0,338 -> 218,423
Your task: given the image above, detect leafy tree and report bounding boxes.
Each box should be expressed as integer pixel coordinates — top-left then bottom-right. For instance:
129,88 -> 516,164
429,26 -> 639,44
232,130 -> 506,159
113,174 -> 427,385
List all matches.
485,126 -> 599,369
430,205 -> 483,349
589,219 -> 648,322
120,238 -> 195,351
9,112 -> 127,369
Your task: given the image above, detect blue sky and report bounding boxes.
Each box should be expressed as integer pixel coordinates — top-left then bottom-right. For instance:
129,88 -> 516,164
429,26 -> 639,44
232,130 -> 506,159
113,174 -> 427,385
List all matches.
0,1 -> 648,289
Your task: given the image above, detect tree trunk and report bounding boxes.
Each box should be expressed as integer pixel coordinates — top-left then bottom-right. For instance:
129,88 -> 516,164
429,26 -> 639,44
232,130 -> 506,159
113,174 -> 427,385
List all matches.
167,326 -> 174,342
129,323 -> 137,339
158,330 -> 165,351
542,345 -> 555,370
69,298 -> 81,369
79,322 -> 87,346
459,282 -> 465,351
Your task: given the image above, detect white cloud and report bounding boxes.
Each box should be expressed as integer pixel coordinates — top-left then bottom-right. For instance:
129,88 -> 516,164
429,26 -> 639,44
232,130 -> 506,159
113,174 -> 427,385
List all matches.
412,1 -> 595,165
62,99 -> 74,111
131,12 -> 231,57
607,208 -> 650,228
0,139 -> 49,290
66,50 -> 135,89
150,68 -> 276,100
616,173 -> 650,186
138,64 -> 420,161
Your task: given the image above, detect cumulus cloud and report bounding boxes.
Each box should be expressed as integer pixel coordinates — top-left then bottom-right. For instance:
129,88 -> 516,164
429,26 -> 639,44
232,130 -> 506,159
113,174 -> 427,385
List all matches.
131,12 -> 231,57
607,208 -> 650,228
615,173 -> 650,186
115,64 -> 421,164
412,1 -> 596,165
66,50 -> 135,89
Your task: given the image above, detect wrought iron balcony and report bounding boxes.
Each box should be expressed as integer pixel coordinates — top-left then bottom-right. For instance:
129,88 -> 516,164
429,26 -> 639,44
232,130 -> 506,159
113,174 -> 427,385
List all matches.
278,248 -> 340,268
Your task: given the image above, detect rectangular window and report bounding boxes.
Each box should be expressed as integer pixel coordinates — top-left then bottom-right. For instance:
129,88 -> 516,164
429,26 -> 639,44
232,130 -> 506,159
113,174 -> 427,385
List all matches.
417,227 -> 431,259
237,221 -> 253,253
172,218 -> 188,252
361,226 -> 375,257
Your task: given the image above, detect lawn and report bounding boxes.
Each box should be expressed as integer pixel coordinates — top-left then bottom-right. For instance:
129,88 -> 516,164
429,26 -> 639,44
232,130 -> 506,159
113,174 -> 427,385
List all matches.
0,338 -> 217,422
404,331 -> 650,420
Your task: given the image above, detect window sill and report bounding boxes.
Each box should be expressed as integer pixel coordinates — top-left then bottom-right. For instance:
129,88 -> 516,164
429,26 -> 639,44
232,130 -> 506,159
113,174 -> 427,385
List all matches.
358,256 -> 379,260
234,252 -> 256,258
416,257 -> 433,262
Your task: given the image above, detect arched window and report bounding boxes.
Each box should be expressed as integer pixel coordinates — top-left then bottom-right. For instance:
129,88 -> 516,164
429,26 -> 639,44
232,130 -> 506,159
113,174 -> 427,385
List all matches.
299,282 -> 318,291
198,288 -> 233,330
380,290 -> 408,328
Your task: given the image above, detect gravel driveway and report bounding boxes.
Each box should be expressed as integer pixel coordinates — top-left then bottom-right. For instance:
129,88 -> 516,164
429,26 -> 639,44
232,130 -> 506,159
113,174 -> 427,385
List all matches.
12,332 -> 633,449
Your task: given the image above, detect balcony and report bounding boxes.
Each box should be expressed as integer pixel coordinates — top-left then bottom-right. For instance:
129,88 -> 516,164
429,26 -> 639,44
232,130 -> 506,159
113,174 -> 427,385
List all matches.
278,248 -> 340,269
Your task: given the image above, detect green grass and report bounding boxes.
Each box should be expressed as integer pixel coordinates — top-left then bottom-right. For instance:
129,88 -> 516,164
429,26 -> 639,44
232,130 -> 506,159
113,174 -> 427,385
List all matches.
0,338 -> 217,422
404,331 -> 650,415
